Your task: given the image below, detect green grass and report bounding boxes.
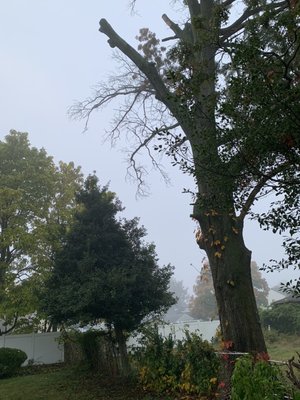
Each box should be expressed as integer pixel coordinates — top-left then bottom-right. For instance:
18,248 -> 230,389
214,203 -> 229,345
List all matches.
266,333 -> 300,361
265,333 -> 300,398
0,365 -> 152,400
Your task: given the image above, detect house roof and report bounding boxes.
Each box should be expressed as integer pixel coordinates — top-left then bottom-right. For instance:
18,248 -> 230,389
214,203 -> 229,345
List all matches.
272,295 -> 300,305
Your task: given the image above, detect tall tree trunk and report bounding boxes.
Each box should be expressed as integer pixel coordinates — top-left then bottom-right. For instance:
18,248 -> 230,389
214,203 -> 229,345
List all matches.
196,212 -> 266,353
114,325 -> 131,376
97,0 -> 280,356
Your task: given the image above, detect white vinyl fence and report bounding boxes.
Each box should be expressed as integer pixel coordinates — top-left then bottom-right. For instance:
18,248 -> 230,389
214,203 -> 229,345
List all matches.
0,332 -> 64,365
0,320 -> 219,366
128,320 -> 219,347
158,320 -> 219,342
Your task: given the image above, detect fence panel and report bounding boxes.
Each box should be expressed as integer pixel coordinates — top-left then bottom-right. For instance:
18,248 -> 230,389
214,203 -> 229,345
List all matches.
158,320 -> 219,342
0,332 -> 64,365
128,320 -> 219,348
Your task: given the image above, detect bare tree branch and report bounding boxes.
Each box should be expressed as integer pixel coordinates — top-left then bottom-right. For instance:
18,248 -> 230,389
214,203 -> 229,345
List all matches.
221,0 -> 236,7
127,132 -> 168,195
162,13 -> 184,38
69,54 -> 155,130
121,117 -> 179,195
128,0 -> 137,13
129,122 -> 180,164
99,19 -> 173,105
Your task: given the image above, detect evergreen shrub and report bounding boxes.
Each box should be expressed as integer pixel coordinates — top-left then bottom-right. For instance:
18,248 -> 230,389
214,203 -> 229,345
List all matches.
0,347 -> 27,378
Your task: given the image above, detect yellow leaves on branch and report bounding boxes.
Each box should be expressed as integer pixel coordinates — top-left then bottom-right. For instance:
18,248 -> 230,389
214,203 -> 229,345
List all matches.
214,251 -> 222,259
205,209 -> 219,217
210,237 -> 226,258
227,280 -> 235,287
195,229 -> 205,244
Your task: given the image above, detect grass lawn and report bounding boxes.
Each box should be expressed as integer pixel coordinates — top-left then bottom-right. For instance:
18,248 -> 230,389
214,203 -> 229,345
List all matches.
266,333 -> 300,361
0,365 -> 152,400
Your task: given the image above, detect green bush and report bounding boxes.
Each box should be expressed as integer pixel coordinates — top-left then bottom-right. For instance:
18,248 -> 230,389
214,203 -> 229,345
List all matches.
231,355 -> 290,400
260,303 -> 300,334
293,392 -> 300,400
0,347 -> 27,378
132,327 -> 220,397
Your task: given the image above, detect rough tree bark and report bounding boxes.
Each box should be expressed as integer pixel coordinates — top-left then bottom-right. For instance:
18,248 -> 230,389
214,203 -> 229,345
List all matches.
196,214 -> 264,351
92,1 -> 290,354
114,325 -> 131,376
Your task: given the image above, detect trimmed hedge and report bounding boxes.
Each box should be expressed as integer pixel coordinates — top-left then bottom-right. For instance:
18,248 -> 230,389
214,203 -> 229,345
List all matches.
0,347 -> 27,378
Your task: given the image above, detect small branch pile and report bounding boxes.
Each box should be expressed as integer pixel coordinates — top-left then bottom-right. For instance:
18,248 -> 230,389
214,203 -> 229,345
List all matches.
286,352 -> 300,389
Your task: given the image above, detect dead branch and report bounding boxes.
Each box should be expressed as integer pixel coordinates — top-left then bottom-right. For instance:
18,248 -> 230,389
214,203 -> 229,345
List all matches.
99,19 -> 173,105
221,0 -> 236,7
286,352 -> 300,389
162,13 -> 184,39
71,23 -> 186,193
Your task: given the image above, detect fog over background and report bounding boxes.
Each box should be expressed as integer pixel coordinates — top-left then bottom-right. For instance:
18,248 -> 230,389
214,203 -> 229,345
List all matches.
1,0 -> 297,293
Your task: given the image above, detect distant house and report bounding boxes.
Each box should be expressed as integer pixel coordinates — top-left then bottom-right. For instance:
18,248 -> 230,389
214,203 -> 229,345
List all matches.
163,307 -> 196,324
272,294 -> 300,305
267,285 -> 287,305
172,313 -> 196,324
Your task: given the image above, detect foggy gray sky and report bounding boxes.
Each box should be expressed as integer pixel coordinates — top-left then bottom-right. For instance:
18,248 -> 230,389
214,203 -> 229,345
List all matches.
0,0 -> 297,291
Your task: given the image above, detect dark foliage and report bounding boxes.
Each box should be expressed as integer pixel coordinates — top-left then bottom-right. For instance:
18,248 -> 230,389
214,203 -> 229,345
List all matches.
0,347 -> 27,378
41,174 -> 175,332
260,303 -> 300,334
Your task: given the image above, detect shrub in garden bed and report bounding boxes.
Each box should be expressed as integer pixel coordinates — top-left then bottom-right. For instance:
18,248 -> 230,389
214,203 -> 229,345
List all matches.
132,328 -> 220,398
231,354 -> 293,400
0,347 -> 27,378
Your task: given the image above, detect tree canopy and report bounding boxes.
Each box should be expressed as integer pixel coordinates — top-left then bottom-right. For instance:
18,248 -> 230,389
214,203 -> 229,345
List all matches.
219,3 -> 300,295
163,277 -> 190,322
0,130 -> 82,333
41,175 -> 175,334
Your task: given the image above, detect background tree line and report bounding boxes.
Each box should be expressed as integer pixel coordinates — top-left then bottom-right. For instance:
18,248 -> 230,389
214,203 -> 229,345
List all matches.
0,130 -> 82,333
189,260 -> 270,321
